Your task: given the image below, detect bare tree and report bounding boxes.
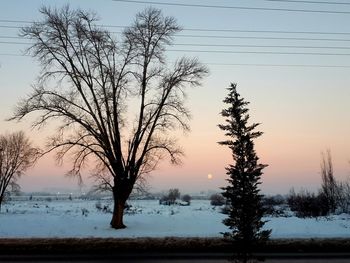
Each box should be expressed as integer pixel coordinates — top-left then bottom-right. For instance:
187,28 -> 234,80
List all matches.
320,149 -> 340,213
0,132 -> 40,212
10,6 -> 208,229
181,194 -> 191,205
167,188 -> 180,204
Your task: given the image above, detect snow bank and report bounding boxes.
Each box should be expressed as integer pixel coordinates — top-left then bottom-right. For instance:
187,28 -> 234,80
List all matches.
1,200 -> 350,238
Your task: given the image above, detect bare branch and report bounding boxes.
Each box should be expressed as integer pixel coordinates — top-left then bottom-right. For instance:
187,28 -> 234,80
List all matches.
9,6 -> 208,228
0,132 -> 40,211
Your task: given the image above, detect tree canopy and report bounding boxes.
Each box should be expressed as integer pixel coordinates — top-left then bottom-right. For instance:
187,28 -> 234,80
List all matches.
11,6 -> 208,228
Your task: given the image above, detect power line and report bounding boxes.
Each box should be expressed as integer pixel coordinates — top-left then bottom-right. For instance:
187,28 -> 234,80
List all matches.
174,43 -> 350,49
0,25 -> 22,29
97,24 -> 350,35
207,62 -> 350,68
3,39 -> 350,50
0,19 -> 31,24
0,53 -> 28,57
0,36 -> 22,39
3,47 -> 350,58
5,27 -> 350,42
111,0 -> 350,14
169,49 -> 350,55
2,51 -> 350,68
3,30 -> 350,42
110,30 -> 350,41
175,34 -> 350,42
0,41 -> 30,45
0,52 -> 349,68
3,19 -> 350,36
264,0 -> 350,5
178,28 -> 350,35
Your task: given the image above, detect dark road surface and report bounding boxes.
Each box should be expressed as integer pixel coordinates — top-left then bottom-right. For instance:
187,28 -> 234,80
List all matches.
2,254 -> 350,263
1,260 -> 350,263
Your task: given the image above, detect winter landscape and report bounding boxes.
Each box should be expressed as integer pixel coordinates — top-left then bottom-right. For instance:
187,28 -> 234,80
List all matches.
1,1 -> 350,261
1,195 -> 350,239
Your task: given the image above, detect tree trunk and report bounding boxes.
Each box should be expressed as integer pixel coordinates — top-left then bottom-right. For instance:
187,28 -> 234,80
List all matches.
110,187 -> 127,229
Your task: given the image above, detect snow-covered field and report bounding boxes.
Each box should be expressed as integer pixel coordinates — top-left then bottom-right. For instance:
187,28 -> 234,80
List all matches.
1,199 -> 350,238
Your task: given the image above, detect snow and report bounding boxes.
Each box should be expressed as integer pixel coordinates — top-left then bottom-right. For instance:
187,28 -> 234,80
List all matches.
1,199 -> 350,238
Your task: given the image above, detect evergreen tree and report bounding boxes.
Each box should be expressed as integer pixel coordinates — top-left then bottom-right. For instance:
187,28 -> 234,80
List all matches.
218,83 -> 271,255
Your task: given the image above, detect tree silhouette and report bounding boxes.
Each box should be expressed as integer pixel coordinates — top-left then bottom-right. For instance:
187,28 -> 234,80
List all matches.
320,149 -> 340,214
0,132 -> 40,212
10,6 -> 208,229
218,83 -> 270,259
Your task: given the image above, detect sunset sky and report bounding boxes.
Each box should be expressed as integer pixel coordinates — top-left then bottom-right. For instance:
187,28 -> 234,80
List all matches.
1,0 -> 350,194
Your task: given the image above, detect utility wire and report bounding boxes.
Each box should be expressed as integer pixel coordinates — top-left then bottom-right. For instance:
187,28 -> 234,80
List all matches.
264,0 -> 350,5
4,31 -> 350,42
0,36 -> 22,39
4,30 -> 350,42
2,48 -> 350,56
3,39 -> 350,50
169,49 -> 350,55
111,0 -> 350,14
0,53 -> 28,57
0,41 -> 30,45
0,25 -> 22,29
0,19 -> 31,24
2,19 -> 350,36
208,62 -> 350,68
108,30 -> 350,41
174,43 -> 350,49
1,52 -> 349,67
176,28 -> 350,35
175,34 -> 350,42
1,52 -> 349,68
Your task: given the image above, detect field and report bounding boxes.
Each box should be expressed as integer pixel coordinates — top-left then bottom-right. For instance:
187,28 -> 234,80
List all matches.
1,198 -> 350,238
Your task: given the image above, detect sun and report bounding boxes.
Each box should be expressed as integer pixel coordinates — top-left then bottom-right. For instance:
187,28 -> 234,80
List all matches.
207,173 -> 213,180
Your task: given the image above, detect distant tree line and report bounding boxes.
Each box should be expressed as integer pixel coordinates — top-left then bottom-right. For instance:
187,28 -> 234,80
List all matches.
287,150 -> 350,218
159,188 -> 191,206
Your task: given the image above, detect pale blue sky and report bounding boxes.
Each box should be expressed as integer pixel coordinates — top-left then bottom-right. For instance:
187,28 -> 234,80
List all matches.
1,0 -> 350,194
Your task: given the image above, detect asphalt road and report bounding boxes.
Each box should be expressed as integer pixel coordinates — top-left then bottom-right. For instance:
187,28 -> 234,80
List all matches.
1,260 -> 350,263
2,254 -> 350,262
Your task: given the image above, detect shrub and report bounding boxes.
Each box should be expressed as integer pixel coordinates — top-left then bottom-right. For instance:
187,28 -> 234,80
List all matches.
336,181 -> 350,213
262,195 -> 287,216
263,195 -> 286,206
159,189 -> 181,205
287,189 -> 329,217
210,193 -> 225,206
81,208 -> 89,217
95,201 -> 102,211
181,194 -> 191,205
168,188 -> 180,204
159,195 -> 171,205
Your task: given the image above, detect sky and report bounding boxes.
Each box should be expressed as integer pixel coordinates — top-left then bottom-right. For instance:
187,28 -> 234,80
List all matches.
1,0 -> 350,195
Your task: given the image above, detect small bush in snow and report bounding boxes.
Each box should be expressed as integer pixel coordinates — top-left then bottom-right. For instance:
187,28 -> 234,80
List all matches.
287,189 -> 329,218
103,205 -> 112,213
159,196 -> 171,205
181,194 -> 191,205
81,208 -> 89,217
95,201 -> 102,211
210,193 -> 225,206
337,181 -> 350,214
159,189 -> 181,205
262,195 -> 288,217
168,188 -> 180,204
